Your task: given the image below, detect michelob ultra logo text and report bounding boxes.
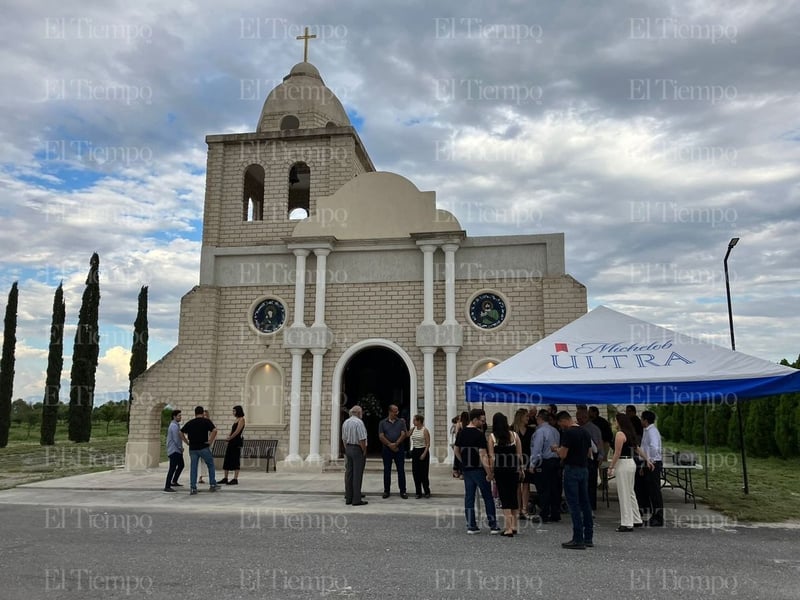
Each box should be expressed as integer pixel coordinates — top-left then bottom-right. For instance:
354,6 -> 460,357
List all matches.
551,340 -> 694,369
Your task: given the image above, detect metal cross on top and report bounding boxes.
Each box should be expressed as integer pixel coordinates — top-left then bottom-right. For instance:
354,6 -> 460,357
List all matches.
296,26 -> 317,62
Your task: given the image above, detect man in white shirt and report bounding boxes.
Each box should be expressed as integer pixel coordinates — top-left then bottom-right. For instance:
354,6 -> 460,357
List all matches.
163,410 -> 184,492
342,405 -> 368,506
640,410 -> 664,526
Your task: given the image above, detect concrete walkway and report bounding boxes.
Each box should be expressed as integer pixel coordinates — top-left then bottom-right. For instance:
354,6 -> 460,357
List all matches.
0,462 -> 740,532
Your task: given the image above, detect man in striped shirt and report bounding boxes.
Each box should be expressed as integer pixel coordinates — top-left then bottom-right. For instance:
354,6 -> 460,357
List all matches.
529,409 -> 562,523
342,405 -> 368,506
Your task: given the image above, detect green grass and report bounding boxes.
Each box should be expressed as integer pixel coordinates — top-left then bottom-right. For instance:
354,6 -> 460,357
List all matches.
5,420 -> 132,443
0,422 -> 133,490
664,441 -> 800,522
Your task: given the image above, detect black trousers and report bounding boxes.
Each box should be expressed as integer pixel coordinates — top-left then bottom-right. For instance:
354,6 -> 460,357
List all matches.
634,461 -> 649,514
165,452 -> 184,488
641,461 -> 664,523
410,448 -> 430,495
536,457 -> 562,520
587,459 -> 599,511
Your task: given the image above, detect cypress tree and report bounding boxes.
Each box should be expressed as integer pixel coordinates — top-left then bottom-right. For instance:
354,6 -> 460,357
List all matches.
663,404 -> 681,441
691,404 -> 706,445
68,253 -> 100,442
707,402 -> 732,447
744,396 -> 777,457
127,286 -> 149,428
774,393 -> 799,458
659,405 -> 676,441
0,282 -> 19,448
40,283 -> 65,445
727,400 -> 749,450
771,356 -> 800,457
680,404 -> 695,444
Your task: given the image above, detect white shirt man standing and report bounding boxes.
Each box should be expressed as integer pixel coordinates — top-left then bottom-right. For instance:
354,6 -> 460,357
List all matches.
342,406 -> 368,506
164,410 -> 184,492
640,410 -> 664,526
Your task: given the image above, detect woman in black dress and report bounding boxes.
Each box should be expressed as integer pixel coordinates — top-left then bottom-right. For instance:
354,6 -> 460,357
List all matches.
451,411 -> 470,478
512,408 -> 534,520
488,412 -> 524,537
220,405 -> 245,485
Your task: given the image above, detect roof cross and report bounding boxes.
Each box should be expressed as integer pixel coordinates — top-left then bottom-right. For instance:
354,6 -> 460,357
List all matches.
296,26 -> 317,62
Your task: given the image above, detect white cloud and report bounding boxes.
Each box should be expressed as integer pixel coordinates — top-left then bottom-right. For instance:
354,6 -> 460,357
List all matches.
1,0 -> 798,403
98,345 -> 132,388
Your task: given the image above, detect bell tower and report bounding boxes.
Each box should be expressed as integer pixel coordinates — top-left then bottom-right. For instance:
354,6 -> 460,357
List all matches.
200,52 -> 375,252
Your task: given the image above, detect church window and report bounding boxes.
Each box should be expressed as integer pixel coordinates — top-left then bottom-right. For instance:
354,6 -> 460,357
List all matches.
280,115 -> 300,130
288,162 -> 310,219
243,164 -> 265,221
325,121 -> 337,128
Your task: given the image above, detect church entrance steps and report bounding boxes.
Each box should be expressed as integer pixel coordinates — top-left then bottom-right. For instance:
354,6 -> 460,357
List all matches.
323,458 -> 457,474
323,457 -> 386,473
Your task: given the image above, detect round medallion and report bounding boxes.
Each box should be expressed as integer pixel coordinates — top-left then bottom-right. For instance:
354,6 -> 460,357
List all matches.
468,292 -> 507,330
252,298 -> 286,334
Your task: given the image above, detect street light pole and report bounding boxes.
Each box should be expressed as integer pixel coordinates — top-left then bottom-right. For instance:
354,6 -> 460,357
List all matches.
724,238 -> 738,351
724,237 -> 749,495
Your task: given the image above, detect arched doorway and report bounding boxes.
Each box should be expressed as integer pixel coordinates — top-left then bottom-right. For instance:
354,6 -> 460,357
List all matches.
342,347 -> 411,457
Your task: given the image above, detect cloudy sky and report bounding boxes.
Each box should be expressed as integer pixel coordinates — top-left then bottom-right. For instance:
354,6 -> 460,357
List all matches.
1,0 -> 798,404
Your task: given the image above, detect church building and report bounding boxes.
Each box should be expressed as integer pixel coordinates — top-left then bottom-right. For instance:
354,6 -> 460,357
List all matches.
125,48 -> 586,470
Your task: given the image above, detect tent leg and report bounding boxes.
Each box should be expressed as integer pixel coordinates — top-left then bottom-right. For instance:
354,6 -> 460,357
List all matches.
703,404 -> 709,490
735,400 -> 749,495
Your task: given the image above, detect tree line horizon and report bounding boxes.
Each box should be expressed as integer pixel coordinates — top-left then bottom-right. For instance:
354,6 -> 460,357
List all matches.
1,258 -> 798,458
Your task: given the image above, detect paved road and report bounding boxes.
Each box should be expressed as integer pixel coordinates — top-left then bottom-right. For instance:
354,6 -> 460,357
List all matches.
1,495 -> 799,600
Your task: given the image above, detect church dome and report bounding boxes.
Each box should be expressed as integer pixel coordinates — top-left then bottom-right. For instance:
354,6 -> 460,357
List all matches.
257,61 -> 351,132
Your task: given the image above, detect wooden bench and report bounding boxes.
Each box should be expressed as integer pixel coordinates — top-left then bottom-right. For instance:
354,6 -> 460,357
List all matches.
211,439 -> 278,472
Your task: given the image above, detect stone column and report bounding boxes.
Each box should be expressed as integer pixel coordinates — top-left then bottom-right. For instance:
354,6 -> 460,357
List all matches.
444,347 -> 458,462
292,249 -> 309,326
285,348 -> 305,464
306,347 -> 326,465
329,389 -> 340,462
420,244 -> 437,325
417,243 -> 438,462
442,243 -> 460,462
421,346 -> 437,464
312,248 -> 330,327
442,243 -> 459,325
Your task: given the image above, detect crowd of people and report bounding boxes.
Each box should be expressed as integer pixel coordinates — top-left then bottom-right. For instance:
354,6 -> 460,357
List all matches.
340,401 -> 664,549
163,405 -> 246,494
342,403 -> 433,506
166,400 -> 665,548
451,404 -> 664,548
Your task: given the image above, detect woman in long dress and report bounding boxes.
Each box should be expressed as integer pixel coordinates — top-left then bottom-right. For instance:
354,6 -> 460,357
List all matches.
512,408 -> 533,520
451,411 -> 469,478
488,412 -> 524,537
220,405 -> 245,485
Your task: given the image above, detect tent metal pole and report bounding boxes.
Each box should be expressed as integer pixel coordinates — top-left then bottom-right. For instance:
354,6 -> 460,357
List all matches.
703,404 -> 709,489
725,238 -> 749,495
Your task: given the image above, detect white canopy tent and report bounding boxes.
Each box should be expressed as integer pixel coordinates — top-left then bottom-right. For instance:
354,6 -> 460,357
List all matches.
466,306 -> 800,406
466,306 -> 800,492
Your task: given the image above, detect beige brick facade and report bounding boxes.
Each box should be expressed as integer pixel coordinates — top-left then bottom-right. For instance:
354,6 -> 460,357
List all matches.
125,61 -> 587,470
